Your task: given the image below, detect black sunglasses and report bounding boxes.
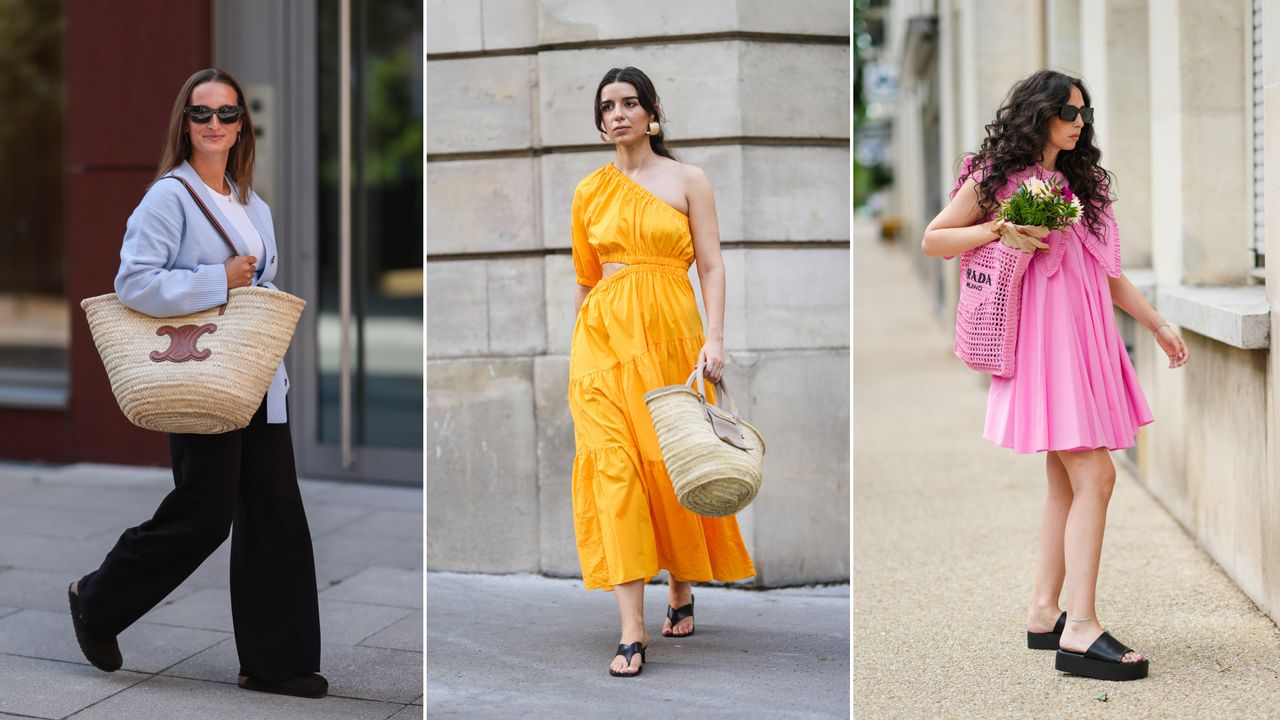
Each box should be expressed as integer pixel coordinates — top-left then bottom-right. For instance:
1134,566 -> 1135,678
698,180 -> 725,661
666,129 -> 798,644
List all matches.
184,104 -> 244,124
1058,104 -> 1093,124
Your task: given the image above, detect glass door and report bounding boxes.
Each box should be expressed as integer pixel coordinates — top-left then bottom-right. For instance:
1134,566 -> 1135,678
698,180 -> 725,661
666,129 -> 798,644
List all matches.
307,0 -> 422,483
0,3 -> 67,411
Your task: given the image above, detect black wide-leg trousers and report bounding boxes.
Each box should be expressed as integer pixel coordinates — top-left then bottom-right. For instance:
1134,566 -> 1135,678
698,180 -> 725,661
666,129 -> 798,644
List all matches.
77,400 -> 321,683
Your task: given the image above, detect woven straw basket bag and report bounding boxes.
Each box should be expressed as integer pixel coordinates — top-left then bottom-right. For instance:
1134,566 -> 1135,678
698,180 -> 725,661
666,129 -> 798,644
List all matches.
81,175 -> 305,434
82,287 -> 305,434
643,365 -> 765,517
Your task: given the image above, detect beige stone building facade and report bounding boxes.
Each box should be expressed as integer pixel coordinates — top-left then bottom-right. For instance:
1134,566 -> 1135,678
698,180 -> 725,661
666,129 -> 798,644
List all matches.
886,0 -> 1280,622
426,1 -> 851,586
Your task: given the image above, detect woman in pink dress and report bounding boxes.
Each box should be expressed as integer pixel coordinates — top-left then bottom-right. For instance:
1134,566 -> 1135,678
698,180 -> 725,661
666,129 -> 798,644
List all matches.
921,70 -> 1189,681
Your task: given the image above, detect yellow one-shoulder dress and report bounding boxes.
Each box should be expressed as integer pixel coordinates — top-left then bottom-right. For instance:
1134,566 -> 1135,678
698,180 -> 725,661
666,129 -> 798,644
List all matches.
568,163 -> 755,592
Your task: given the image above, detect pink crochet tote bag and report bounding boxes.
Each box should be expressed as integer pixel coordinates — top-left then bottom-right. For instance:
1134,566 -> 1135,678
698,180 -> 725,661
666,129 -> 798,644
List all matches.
950,158 -> 1033,378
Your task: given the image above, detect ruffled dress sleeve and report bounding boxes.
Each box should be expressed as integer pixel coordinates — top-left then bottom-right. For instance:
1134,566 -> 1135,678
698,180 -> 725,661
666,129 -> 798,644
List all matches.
571,185 -> 602,288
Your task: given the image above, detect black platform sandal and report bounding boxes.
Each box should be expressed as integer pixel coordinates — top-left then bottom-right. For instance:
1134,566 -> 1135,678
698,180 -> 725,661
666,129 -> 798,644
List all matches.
662,595 -> 695,638
609,642 -> 646,677
1027,611 -> 1066,650
1055,631 -> 1148,681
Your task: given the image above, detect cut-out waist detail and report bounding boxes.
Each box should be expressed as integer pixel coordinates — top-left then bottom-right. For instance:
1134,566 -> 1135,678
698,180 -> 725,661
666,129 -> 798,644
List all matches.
590,261 -> 691,295
600,256 -> 688,279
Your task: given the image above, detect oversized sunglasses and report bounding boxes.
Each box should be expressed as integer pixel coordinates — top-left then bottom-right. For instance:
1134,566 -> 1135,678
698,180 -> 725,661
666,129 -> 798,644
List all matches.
184,104 -> 244,124
1058,104 -> 1093,124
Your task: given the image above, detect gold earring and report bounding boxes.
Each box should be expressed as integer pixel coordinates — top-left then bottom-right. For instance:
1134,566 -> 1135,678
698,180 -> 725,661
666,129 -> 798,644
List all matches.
645,121 -> 661,136
600,130 -> 611,142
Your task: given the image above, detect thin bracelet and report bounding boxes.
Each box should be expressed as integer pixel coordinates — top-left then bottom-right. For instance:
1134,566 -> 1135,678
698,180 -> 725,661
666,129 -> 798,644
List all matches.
1068,616 -> 1094,623
1152,322 -> 1171,335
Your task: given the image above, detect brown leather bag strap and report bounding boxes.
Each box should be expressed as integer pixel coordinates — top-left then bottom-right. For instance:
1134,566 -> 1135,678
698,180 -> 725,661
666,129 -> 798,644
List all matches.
162,175 -> 240,260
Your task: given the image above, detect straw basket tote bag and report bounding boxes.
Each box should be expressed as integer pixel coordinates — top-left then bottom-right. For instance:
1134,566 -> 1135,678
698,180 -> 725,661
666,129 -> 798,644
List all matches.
643,364 -> 766,517
81,176 -> 306,434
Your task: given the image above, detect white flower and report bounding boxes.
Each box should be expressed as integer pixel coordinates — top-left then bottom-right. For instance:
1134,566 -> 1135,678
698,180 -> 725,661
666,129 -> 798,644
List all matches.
1023,177 -> 1051,199
1067,198 -> 1083,224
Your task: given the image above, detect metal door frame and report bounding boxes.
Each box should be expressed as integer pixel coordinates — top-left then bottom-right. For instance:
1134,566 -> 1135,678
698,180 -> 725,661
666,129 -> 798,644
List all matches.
216,0 -> 422,485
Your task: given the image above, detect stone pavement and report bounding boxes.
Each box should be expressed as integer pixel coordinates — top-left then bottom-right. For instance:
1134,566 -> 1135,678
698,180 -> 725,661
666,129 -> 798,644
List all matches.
0,461 -> 422,719
853,216 -> 1280,718
426,572 -> 849,719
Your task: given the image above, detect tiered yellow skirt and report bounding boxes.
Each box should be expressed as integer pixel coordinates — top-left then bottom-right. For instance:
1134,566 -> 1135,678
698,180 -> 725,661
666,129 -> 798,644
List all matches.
568,261 -> 755,591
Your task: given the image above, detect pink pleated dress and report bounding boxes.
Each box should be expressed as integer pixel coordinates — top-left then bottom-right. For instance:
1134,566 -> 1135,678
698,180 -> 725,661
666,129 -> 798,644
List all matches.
964,163 -> 1154,453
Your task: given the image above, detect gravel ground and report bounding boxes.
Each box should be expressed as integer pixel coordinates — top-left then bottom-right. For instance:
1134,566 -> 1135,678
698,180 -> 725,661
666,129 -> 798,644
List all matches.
853,219 -> 1280,719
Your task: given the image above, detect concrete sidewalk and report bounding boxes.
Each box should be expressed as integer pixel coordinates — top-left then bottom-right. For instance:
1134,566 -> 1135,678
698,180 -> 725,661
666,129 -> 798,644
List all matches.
853,218 -> 1280,717
426,572 -> 849,719
0,462 -> 422,719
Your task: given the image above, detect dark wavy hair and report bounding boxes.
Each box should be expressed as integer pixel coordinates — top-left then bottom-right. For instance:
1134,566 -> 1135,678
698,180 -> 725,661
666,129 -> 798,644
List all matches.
594,67 -> 676,161
959,70 -> 1114,238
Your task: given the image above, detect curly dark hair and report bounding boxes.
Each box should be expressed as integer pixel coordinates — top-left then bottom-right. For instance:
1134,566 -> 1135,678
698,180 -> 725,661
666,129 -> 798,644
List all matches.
959,70 -> 1114,239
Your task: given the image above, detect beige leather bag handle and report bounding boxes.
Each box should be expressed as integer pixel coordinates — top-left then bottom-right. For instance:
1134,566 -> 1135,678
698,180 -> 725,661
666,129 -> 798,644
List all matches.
684,364 -> 749,450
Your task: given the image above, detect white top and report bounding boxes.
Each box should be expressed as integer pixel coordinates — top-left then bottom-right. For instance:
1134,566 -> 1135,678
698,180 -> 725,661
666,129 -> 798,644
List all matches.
203,180 -> 265,267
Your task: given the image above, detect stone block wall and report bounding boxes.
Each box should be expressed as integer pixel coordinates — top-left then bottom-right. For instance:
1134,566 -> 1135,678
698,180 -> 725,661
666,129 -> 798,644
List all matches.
1126,0 -> 1280,622
426,0 -> 850,586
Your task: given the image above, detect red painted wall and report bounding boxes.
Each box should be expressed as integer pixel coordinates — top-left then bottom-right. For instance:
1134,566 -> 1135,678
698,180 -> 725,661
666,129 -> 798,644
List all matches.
60,0 -> 213,465
0,409 -> 67,462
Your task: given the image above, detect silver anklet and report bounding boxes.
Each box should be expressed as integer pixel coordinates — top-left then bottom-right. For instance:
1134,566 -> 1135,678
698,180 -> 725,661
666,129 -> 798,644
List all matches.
1068,616 -> 1094,623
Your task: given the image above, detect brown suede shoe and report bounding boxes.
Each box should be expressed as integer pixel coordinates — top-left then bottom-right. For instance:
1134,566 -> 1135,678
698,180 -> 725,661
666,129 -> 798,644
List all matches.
238,672 -> 328,699
67,582 -> 122,672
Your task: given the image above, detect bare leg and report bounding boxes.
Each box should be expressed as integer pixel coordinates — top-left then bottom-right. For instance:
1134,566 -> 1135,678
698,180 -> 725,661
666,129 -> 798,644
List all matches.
662,577 -> 695,636
1055,448 -> 1143,663
610,579 -> 650,675
1027,452 -> 1072,632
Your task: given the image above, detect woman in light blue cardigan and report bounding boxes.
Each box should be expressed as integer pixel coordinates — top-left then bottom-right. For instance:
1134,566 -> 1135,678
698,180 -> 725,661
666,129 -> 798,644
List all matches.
67,68 -> 326,699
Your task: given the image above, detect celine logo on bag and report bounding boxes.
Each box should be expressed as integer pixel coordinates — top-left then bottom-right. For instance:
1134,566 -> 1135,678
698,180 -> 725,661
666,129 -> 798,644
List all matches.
151,323 -> 218,363
964,267 -> 993,292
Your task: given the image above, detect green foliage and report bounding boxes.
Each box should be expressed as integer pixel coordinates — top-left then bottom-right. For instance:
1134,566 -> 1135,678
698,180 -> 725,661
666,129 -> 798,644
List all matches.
0,0 -> 66,295
853,2 -> 888,209
317,0 -> 422,190
996,176 -> 1081,230
362,50 -> 423,186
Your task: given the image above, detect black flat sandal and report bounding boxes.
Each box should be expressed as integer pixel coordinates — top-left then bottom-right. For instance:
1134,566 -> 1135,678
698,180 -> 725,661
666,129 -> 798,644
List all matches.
1027,611 -> 1067,650
1055,631 -> 1148,681
609,642 -> 646,677
662,595 -> 695,638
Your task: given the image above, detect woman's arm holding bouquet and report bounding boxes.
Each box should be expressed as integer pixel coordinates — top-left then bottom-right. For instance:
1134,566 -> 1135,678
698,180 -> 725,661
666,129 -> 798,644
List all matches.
922,178 -> 1005,257
924,177 -> 1052,257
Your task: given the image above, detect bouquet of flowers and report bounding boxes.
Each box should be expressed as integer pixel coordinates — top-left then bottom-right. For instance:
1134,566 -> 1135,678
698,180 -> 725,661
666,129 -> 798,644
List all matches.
988,175 -> 1083,252
999,175 -> 1083,228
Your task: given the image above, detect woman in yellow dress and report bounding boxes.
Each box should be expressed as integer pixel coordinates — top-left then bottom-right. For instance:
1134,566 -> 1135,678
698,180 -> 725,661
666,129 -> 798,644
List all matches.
569,67 -> 756,677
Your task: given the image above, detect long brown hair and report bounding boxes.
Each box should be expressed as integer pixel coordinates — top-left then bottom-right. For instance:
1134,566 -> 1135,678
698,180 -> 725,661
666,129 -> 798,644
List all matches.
152,68 -> 256,203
